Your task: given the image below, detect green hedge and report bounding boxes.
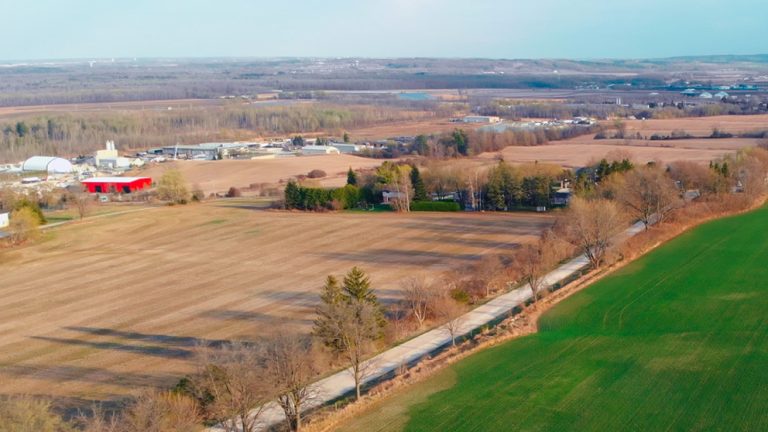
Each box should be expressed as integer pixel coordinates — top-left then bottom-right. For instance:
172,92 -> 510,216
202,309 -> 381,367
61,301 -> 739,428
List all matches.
410,201 -> 461,212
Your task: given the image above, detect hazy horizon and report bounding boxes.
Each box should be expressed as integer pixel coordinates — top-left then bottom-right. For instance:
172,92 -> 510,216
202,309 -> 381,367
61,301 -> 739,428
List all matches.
3,53 -> 768,64
3,0 -> 767,61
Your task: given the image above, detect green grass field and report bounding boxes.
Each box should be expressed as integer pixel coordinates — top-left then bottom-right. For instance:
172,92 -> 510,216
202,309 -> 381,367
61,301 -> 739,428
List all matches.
338,206 -> 768,432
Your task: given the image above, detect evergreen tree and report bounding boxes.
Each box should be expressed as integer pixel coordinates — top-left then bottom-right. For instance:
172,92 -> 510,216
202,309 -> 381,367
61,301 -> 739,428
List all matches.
284,181 -> 301,209
346,167 -> 358,186
410,166 -> 428,201
341,267 -> 386,329
319,275 -> 343,306
292,136 -> 305,147
343,132 -> 350,143
452,129 -> 469,156
413,135 -> 429,155
342,267 -> 376,304
596,159 -> 610,179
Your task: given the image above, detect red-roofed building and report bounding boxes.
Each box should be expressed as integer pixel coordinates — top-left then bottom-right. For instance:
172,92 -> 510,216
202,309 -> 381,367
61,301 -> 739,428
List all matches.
81,177 -> 152,194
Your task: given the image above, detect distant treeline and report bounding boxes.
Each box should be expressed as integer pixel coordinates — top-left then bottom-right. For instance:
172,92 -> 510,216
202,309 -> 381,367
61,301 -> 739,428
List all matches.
0,104 -> 436,162
369,125 -> 599,158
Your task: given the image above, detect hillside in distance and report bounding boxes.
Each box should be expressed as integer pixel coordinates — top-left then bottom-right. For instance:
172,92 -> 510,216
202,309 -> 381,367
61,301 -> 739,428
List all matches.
1,55 -> 767,107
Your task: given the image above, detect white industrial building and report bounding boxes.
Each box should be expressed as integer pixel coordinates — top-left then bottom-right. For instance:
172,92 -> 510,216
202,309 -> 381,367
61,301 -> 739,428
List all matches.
21,156 -> 73,174
330,142 -> 362,153
95,141 -> 143,169
301,145 -> 340,155
95,141 -> 119,167
0,212 -> 8,229
463,115 -> 501,124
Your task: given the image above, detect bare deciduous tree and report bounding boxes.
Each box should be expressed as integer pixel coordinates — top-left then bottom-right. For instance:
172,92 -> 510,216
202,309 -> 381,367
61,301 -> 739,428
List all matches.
518,230 -> 569,303
192,342 -> 272,432
0,396 -> 73,432
314,300 -> 381,400
432,294 -> 466,347
73,191 -> 92,220
102,391 -> 203,432
618,165 -> 681,229
264,334 -> 321,432
401,276 -> 433,328
562,197 -> 626,269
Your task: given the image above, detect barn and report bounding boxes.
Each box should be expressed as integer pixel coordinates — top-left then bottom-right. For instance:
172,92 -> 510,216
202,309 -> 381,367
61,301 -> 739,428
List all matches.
22,156 -> 73,174
81,177 -> 152,194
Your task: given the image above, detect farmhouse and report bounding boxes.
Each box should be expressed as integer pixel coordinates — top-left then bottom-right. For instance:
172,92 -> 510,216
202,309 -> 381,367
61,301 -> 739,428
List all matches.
81,177 -> 152,193
22,156 -> 73,174
382,190 -> 406,204
551,187 -> 572,206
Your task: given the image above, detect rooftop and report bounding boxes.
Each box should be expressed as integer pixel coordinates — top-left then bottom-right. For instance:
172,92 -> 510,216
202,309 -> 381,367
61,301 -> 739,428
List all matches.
81,177 -> 150,183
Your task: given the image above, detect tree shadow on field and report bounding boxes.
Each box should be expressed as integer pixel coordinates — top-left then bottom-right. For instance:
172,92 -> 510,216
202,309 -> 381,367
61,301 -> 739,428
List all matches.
0,364 -> 181,418
410,235 -> 525,252
0,392 -> 125,422
199,309 -> 315,326
0,364 -> 172,391
31,336 -> 195,359
32,327 -> 234,361
316,249 -> 482,266
399,217 -> 548,237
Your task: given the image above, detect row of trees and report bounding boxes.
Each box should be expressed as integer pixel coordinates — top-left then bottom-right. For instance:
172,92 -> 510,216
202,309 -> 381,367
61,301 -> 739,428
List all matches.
0,104 -> 434,162
403,125 -> 598,159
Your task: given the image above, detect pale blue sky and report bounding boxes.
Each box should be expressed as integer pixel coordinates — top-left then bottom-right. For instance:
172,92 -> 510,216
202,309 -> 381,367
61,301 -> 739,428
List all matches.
1,0 -> 766,60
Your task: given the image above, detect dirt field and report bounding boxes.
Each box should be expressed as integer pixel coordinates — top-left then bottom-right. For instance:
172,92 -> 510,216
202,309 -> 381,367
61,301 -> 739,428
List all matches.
136,155 -> 386,195
480,114 -> 766,168
561,136 -> 760,151
0,203 -> 550,406
479,143 -> 733,168
619,114 -> 768,136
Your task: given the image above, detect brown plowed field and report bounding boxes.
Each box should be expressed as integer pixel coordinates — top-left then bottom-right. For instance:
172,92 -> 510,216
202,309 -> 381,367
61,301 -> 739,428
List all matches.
137,155 -> 387,195
0,203 -> 550,406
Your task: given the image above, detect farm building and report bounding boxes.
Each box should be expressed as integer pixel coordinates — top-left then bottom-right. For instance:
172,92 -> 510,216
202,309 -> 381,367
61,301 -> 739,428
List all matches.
161,145 -> 219,160
330,142 -> 362,153
463,115 -> 501,124
81,177 -> 152,194
681,89 -> 700,96
22,156 -> 73,174
301,145 -> 340,155
0,212 -> 8,229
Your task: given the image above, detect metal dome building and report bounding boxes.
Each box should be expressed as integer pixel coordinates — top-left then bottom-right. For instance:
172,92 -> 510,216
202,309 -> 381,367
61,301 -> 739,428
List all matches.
21,156 -> 73,174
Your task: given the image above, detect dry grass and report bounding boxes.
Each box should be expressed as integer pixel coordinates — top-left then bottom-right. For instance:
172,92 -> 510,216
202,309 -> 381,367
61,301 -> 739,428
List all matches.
0,202 -> 551,407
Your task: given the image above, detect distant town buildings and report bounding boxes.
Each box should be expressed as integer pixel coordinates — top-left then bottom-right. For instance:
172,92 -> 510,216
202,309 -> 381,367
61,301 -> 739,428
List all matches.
462,115 -> 501,124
